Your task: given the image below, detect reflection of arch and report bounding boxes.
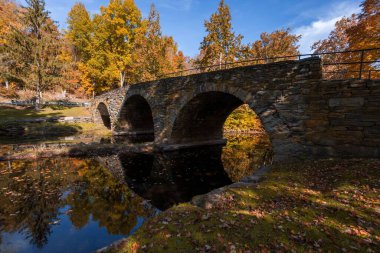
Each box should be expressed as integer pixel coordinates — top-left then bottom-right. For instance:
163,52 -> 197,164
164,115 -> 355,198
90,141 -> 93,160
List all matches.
97,102 -> 111,129
118,147 -> 231,210
119,95 -> 154,137
170,91 -> 244,144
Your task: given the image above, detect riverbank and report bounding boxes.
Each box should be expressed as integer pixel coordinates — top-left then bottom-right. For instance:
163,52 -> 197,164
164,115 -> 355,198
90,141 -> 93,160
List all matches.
100,159 -> 380,253
0,105 -> 113,142
0,142 -> 154,161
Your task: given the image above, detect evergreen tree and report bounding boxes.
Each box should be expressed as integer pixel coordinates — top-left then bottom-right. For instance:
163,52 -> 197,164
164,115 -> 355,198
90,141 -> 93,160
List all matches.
143,4 -> 164,79
196,0 -> 243,68
138,4 -> 186,80
3,0 -> 63,108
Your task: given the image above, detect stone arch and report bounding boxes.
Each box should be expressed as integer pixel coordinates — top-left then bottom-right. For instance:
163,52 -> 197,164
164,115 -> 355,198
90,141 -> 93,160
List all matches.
170,91 -> 243,143
119,95 -> 155,136
96,102 -> 112,129
168,84 -> 290,150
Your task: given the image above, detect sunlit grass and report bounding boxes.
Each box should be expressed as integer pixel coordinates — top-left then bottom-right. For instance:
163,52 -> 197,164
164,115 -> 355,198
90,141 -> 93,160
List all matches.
0,105 -> 91,123
105,159 -> 380,253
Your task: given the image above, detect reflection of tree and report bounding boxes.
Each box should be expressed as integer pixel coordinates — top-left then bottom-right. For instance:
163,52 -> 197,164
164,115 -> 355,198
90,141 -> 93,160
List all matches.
222,134 -> 272,182
0,159 -> 79,248
0,157 -> 156,250
66,160 -> 155,235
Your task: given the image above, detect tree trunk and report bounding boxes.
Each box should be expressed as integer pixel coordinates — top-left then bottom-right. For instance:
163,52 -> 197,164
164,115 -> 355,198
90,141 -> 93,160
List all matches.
35,83 -> 41,110
219,53 -> 222,70
35,50 -> 43,110
120,71 -> 126,88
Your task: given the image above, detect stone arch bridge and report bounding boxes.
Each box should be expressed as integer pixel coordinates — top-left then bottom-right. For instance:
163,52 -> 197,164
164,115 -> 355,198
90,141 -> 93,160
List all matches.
92,57 -> 380,162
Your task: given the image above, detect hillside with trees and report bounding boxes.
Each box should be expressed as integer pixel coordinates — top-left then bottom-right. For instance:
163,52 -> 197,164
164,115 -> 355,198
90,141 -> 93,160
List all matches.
0,0 -> 378,101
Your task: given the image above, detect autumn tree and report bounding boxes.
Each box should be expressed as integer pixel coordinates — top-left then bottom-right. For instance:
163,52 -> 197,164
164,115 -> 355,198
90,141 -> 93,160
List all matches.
312,16 -> 356,53
312,16 -> 357,78
174,51 -> 188,71
87,0 -> 144,91
138,4 -> 187,80
347,0 -> 380,51
140,4 -> 163,79
0,0 -> 24,89
347,0 -> 380,78
66,2 -> 92,62
160,36 -> 187,75
242,28 -> 301,63
2,0 -> 64,108
196,0 -> 243,68
64,2 -> 93,96
312,0 -> 379,79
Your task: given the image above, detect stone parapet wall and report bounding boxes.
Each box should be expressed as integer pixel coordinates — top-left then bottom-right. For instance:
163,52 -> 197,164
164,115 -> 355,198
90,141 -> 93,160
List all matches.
304,79 -> 379,158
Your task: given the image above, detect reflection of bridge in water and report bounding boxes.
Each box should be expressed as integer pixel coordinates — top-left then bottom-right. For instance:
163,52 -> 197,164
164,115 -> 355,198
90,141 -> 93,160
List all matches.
98,146 -> 232,210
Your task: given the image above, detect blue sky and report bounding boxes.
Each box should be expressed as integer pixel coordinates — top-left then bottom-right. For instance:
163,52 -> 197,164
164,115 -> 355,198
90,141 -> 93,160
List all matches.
18,0 -> 361,57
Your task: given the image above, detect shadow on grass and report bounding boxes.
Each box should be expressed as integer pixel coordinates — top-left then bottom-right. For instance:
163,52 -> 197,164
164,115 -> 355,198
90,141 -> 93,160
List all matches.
0,122 -> 83,145
107,159 -> 380,253
0,105 -> 63,122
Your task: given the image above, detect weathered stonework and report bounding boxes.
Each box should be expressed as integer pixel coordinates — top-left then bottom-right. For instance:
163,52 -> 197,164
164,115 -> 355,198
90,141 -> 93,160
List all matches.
92,86 -> 129,129
93,58 -> 380,162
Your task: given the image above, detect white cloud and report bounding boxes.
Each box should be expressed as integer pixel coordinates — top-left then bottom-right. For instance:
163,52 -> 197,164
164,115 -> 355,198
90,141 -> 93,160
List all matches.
294,1 -> 361,53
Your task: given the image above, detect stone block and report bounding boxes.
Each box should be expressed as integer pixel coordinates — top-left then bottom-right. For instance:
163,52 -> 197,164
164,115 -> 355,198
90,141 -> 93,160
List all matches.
330,119 -> 375,127
304,119 -> 329,128
329,97 -> 364,107
350,80 -> 366,88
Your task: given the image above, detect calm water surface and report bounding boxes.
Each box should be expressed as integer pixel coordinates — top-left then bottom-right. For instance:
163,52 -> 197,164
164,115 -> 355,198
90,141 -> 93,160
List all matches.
0,135 -> 271,253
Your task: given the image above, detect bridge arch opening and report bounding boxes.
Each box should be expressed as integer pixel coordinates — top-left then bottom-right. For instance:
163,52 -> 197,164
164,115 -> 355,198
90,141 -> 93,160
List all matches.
119,95 -> 154,137
170,91 -> 273,178
170,91 -> 246,144
222,104 -> 273,180
170,91 -> 272,150
97,102 -> 111,129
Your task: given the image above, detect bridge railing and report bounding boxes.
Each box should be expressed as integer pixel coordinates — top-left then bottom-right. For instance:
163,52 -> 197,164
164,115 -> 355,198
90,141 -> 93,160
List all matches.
160,48 -> 380,80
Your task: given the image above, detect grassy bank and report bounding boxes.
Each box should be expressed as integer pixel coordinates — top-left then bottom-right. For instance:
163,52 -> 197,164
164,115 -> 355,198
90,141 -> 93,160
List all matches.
0,105 -> 112,141
104,159 -> 380,253
0,105 -> 91,123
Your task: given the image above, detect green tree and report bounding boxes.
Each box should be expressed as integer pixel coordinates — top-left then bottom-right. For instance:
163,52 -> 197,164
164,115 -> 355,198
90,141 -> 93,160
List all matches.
196,0 -> 243,68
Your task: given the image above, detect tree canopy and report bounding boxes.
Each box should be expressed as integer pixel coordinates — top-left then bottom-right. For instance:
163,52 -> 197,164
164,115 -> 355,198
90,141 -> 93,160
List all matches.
196,0 -> 243,68
0,0 -> 378,98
